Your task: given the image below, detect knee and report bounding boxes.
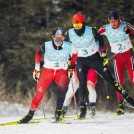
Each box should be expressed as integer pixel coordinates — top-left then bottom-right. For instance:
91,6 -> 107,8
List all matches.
87,81 -> 95,89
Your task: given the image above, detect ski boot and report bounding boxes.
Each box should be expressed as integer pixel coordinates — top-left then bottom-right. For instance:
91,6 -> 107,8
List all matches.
55,103 -> 65,122
62,106 -> 68,118
18,110 -> 35,124
116,100 -> 124,116
89,105 -> 96,118
77,103 -> 87,119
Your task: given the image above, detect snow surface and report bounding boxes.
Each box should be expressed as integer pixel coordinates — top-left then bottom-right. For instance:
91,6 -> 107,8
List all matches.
0,101 -> 134,134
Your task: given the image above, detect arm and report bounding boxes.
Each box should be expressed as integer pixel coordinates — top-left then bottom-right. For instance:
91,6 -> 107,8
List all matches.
35,43 -> 45,70
125,22 -> 134,35
64,31 -> 70,42
33,43 -> 45,81
92,28 -> 105,54
98,25 -> 106,35
68,44 -> 78,78
70,44 -> 78,67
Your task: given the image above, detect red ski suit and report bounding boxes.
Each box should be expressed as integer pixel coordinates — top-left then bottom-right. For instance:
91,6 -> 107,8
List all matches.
31,41 -> 77,110
99,21 -> 134,101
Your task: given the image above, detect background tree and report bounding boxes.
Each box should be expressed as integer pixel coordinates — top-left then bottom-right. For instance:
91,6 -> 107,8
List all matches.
0,0 -> 134,112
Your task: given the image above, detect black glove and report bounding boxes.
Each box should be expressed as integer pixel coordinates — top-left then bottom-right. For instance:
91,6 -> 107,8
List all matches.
124,27 -> 132,34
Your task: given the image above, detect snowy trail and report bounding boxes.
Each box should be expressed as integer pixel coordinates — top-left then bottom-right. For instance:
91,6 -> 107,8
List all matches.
1,113 -> 134,134
0,102 -> 134,134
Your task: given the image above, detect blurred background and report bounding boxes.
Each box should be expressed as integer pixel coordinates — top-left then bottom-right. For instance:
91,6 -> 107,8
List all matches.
0,0 -> 134,114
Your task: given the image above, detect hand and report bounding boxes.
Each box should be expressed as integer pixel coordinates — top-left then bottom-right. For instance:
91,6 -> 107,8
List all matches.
100,51 -> 106,58
68,69 -> 74,78
33,69 -> 40,81
124,27 -> 132,34
103,57 -> 108,67
68,65 -> 75,78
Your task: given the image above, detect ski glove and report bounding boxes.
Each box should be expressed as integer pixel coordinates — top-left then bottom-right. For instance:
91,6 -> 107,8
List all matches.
33,69 -> 40,81
102,57 -> 108,67
100,51 -> 106,58
124,27 -> 132,34
68,65 -> 75,78
68,69 -> 74,78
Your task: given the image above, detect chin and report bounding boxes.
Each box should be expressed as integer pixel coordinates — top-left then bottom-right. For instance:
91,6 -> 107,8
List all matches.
57,43 -> 62,46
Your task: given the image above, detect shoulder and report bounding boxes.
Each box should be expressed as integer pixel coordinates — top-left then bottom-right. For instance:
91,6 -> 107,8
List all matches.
45,41 -> 52,45
63,41 -> 71,46
85,26 -> 92,30
98,25 -> 107,34
124,21 -> 133,28
68,28 -> 74,33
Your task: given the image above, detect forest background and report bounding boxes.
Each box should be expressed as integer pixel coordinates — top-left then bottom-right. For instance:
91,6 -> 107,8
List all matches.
1,0 -> 134,113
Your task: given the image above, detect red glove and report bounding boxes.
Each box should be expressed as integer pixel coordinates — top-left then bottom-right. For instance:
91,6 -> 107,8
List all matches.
33,69 -> 40,81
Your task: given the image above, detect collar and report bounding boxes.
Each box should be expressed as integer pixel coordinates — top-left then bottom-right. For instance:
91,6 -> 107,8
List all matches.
52,41 -> 63,50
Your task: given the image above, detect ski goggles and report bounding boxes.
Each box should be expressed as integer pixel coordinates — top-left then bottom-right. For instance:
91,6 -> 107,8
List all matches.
54,36 -> 65,43
109,19 -> 118,23
73,23 -> 83,28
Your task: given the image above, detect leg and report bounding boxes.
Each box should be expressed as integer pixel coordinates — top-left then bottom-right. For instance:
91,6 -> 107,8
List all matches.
77,63 -> 88,104
87,69 -> 97,105
86,69 -> 97,118
54,69 -> 68,121
31,68 -> 54,110
76,62 -> 89,119
18,68 -> 54,123
126,55 -> 134,86
113,58 -> 125,115
92,59 -> 134,107
63,68 -> 79,107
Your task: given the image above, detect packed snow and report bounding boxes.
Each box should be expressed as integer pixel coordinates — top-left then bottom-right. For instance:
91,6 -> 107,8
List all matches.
0,101 -> 134,134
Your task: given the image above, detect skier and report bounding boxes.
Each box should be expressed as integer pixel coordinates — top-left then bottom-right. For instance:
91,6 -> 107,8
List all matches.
63,42 -> 107,119
99,10 -> 134,115
18,27 -> 78,123
64,14 -> 134,119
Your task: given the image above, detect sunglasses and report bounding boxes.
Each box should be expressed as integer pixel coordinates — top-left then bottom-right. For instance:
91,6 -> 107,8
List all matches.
73,23 -> 83,28
109,19 -> 118,23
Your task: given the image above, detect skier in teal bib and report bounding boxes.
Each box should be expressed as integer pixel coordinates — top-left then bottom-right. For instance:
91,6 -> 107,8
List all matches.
99,11 -> 134,115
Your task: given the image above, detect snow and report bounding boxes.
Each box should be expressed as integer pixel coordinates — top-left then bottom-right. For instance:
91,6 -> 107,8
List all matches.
0,101 -> 134,134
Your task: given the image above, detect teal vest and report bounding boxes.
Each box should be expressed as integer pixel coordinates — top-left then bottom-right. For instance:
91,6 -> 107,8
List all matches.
68,26 -> 97,57
44,41 -> 71,69
106,21 -> 131,53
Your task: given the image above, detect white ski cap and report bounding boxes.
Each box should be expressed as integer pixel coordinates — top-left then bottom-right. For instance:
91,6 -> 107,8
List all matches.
52,27 -> 65,37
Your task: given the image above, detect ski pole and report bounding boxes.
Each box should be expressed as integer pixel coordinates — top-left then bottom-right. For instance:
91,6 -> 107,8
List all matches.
104,80 -> 110,100
108,51 -> 122,61
37,79 -> 46,119
71,78 -> 77,114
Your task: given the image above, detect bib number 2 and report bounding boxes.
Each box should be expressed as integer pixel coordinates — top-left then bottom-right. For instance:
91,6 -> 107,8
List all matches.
117,44 -> 123,51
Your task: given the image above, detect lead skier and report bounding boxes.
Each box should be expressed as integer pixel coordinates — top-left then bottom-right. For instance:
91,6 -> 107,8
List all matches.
18,27 -> 77,123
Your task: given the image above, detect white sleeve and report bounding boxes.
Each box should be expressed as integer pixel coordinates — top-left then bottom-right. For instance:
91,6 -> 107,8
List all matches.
70,44 -> 78,56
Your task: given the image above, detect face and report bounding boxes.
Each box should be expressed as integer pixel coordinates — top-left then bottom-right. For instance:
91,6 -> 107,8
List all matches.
109,19 -> 119,28
53,35 -> 64,46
